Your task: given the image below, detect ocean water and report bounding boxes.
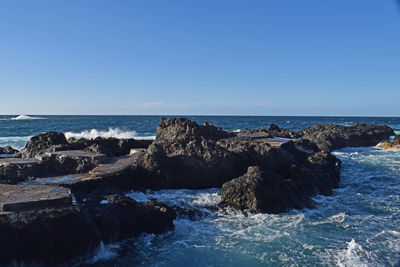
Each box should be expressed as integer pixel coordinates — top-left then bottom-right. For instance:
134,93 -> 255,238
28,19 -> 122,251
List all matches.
1,115 -> 400,266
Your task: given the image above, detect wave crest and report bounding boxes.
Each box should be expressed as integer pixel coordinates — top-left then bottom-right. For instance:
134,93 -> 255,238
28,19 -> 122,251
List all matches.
11,115 -> 46,120
64,128 -> 138,140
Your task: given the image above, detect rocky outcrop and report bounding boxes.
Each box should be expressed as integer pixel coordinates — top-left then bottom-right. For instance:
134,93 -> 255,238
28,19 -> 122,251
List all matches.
136,118 -> 239,189
136,118 -> 341,194
0,146 -> 18,155
25,152 -> 143,194
221,150 -> 341,213
0,158 -> 42,184
0,184 -> 175,265
266,124 -> 299,139
265,123 -> 394,152
17,132 -> 69,158
295,123 -> 394,152
0,150 -> 106,184
18,132 -> 152,159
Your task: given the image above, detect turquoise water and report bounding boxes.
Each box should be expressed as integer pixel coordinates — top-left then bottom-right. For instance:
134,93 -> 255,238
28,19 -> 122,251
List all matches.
1,115 -> 399,266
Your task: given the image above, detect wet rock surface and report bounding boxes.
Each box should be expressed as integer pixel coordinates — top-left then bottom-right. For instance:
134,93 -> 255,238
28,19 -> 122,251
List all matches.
0,189 -> 176,265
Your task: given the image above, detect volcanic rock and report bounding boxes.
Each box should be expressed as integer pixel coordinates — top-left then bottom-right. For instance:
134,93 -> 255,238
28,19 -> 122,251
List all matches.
17,132 -> 69,158
220,149 -> 341,214
0,146 -> 18,155
295,123 -> 394,152
0,185 -> 175,265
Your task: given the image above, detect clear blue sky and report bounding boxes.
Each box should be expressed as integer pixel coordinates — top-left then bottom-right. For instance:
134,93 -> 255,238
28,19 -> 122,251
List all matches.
0,0 -> 399,116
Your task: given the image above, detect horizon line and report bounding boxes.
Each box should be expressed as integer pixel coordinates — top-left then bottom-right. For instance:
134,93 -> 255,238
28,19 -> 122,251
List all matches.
1,114 -> 400,118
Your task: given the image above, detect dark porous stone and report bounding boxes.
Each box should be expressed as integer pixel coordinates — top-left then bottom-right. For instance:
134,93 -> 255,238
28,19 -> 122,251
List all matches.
71,137 -> 153,157
221,151 -> 341,214
267,124 -> 300,139
295,123 -> 395,152
17,132 -> 69,158
0,146 -> 19,155
0,191 -> 175,265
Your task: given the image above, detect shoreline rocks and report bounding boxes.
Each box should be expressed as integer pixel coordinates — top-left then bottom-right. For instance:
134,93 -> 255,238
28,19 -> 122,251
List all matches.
294,123 -> 394,152
0,118 -> 395,264
0,185 -> 175,265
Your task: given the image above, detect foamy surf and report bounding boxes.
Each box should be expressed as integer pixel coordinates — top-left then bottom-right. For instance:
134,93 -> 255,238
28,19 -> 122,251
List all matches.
87,241 -> 120,263
64,128 -> 154,140
0,136 -> 32,149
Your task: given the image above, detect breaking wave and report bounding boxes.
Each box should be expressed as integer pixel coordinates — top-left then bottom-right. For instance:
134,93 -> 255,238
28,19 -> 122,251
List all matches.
0,136 -> 32,149
11,115 -> 46,120
87,241 -> 120,264
64,128 -> 155,140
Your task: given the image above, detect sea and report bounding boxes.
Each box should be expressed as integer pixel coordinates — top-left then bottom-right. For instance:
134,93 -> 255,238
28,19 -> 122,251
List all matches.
1,115 -> 400,267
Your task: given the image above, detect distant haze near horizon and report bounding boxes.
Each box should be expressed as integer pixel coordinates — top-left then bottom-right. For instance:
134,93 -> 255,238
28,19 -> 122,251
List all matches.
0,0 -> 399,116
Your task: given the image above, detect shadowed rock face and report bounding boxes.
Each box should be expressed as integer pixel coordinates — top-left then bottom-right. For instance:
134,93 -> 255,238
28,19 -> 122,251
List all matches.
138,118 -> 299,189
221,166 -> 313,213
220,150 -> 341,214
0,191 -> 176,265
137,118 -> 239,189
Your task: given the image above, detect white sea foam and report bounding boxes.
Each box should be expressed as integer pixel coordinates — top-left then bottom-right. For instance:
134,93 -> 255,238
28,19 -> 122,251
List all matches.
64,128 -> 154,140
0,136 -> 32,149
193,192 -> 221,207
87,241 -> 120,263
336,239 -> 371,267
11,115 -> 45,120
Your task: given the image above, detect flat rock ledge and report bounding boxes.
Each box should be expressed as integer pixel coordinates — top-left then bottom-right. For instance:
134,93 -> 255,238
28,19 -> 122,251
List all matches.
0,184 -> 72,213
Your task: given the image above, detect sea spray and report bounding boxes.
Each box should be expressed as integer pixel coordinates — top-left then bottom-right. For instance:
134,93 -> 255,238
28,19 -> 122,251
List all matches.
65,128 -> 138,140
